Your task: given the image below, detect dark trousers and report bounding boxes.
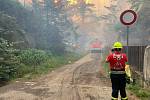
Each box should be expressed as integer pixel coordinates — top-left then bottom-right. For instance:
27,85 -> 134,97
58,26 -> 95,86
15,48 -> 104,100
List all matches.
110,73 -> 127,99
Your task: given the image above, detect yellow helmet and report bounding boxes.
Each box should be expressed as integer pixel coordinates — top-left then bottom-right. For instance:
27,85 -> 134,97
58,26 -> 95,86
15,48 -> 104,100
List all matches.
113,42 -> 123,49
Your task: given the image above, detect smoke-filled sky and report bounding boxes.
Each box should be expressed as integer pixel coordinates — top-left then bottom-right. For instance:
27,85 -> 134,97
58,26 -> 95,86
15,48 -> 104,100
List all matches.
18,0 -> 131,48
73,0 -> 131,48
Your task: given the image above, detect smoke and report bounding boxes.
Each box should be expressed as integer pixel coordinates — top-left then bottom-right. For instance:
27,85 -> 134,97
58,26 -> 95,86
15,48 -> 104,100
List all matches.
70,0 -> 131,52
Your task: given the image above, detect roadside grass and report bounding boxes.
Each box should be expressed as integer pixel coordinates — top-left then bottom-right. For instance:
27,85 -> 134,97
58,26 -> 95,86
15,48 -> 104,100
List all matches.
126,65 -> 150,100
15,52 -> 82,80
127,84 -> 150,100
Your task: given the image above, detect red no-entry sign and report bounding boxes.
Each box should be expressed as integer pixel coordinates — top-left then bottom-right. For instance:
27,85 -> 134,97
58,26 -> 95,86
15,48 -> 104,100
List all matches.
120,10 -> 137,25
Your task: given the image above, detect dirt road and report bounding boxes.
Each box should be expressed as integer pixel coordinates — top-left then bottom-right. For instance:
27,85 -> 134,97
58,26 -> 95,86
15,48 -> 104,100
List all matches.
0,55 -> 137,100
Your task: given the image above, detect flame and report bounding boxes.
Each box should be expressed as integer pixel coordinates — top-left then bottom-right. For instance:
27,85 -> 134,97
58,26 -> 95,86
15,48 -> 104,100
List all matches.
71,15 -> 82,23
67,0 -> 92,5
85,0 -> 92,4
67,0 -> 77,5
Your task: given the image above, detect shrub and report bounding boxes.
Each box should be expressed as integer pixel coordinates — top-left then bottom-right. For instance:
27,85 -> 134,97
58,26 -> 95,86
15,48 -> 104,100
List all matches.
18,49 -> 49,66
0,38 -> 18,81
15,63 -> 33,78
127,84 -> 150,100
0,65 -> 18,81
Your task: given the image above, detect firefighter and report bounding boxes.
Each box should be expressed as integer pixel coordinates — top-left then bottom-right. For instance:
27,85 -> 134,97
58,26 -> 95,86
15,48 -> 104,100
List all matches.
106,42 -> 128,100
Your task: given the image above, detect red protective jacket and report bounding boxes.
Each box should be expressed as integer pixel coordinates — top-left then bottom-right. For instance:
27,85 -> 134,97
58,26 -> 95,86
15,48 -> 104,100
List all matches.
106,51 -> 128,71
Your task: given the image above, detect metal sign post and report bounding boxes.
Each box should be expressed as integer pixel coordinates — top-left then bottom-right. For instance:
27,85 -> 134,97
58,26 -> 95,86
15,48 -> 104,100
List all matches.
126,26 -> 129,57
120,10 -> 137,59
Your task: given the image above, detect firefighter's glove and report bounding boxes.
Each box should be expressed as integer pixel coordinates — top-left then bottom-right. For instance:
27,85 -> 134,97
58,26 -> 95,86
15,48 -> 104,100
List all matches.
126,77 -> 131,84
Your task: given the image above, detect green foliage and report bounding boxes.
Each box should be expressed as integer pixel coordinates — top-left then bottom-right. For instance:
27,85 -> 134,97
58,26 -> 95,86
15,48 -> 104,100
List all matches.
15,64 -> 32,78
127,84 -> 150,100
0,40 -> 81,81
0,65 -> 18,81
18,49 -> 49,66
16,52 -> 81,79
0,38 -> 19,81
39,52 -> 81,71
